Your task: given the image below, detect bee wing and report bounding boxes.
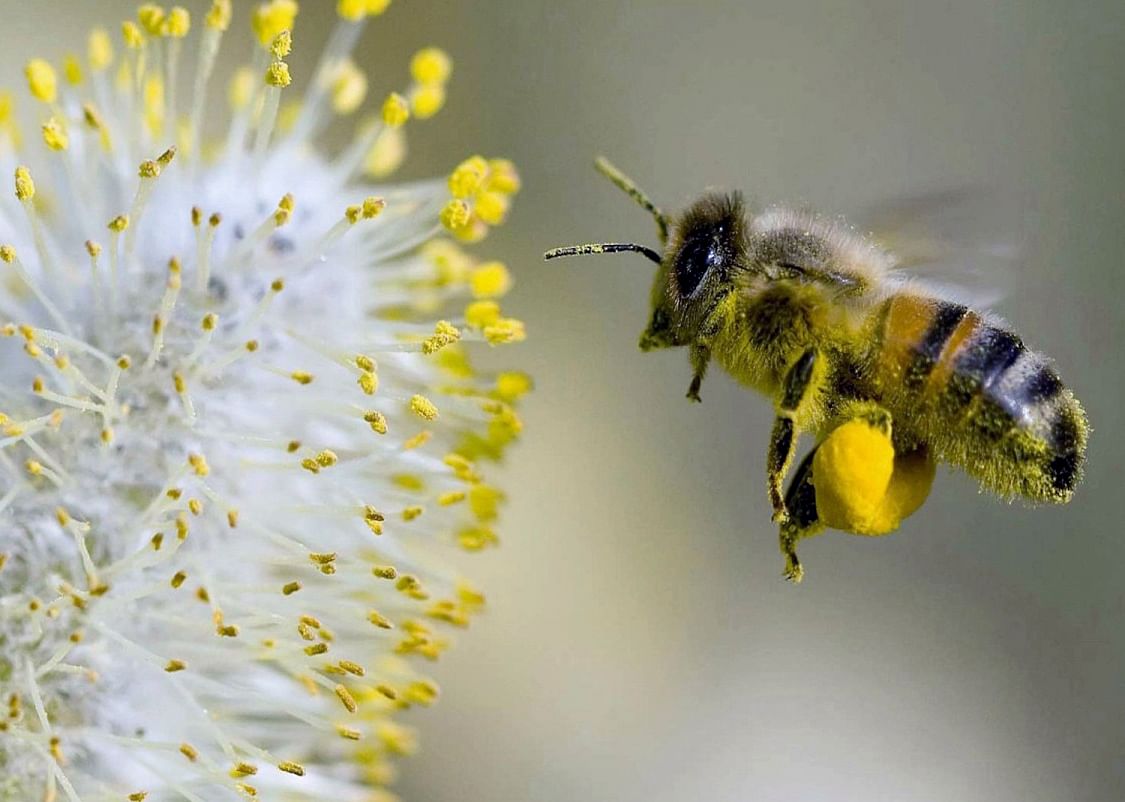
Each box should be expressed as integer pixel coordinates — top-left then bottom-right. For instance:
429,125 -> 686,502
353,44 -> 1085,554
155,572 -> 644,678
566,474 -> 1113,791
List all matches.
859,187 -> 1021,309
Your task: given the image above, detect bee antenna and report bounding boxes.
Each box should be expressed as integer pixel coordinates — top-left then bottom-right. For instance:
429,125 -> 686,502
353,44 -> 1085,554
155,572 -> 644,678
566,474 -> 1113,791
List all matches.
543,242 -> 663,265
594,156 -> 670,245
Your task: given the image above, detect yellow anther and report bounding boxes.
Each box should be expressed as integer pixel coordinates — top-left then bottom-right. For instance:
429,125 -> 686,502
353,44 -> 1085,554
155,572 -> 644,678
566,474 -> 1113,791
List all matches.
439,199 -> 471,232
290,371 -> 315,385
0,245 -> 13,263
14,167 -> 34,201
201,313 -> 217,331
227,509 -> 239,528
334,684 -> 358,713
217,623 -> 239,637
315,449 -> 338,467
403,430 -> 432,450
164,659 -> 186,672
282,581 -> 302,595
354,354 -> 376,372
484,317 -> 527,345
496,371 -> 533,401
438,491 -> 466,506
336,724 -> 362,740
409,395 -> 439,421
209,212 -> 221,227
25,59 -> 57,103
252,0 -> 299,48
469,484 -> 505,521
137,4 -> 167,36
230,762 -> 258,778
187,498 -> 202,516
122,21 -> 144,49
88,28 -> 114,71
229,66 -> 255,110
188,453 -> 209,476
363,125 -> 406,177
372,565 -> 397,580
486,158 -> 522,194
448,155 -> 488,198
31,377 -> 44,394
402,505 -> 423,521
363,410 -> 387,434
278,761 -> 305,777
469,261 -> 512,298
411,47 -> 452,85
270,30 -> 292,59
139,160 -> 160,179
474,190 -> 511,226
171,571 -> 187,589
465,300 -> 501,329
361,196 -> 385,219
381,92 -> 409,128
172,372 -> 187,394
165,6 -> 191,37
271,278 -> 285,292
358,371 -> 378,395
410,82 -> 446,119
304,643 -> 328,656
422,320 -> 461,354
329,59 -> 366,114
266,61 -> 292,88
108,214 -> 129,232
179,743 -> 199,762
62,54 -> 83,86
205,0 -> 232,31
128,793 -> 148,801
157,146 -> 176,167
404,680 -> 440,706
338,0 -> 390,19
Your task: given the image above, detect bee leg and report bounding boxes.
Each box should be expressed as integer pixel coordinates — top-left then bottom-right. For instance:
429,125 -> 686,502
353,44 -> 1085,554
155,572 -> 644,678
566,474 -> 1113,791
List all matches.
767,347 -> 819,524
686,343 -> 710,403
778,447 -> 824,583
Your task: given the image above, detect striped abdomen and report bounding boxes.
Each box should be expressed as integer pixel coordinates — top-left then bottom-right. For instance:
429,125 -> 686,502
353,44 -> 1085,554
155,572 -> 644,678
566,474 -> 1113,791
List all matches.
870,294 -> 1087,502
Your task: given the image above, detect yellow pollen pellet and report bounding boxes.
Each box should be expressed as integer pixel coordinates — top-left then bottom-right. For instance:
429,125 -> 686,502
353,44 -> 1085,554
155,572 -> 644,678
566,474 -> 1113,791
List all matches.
25,59 -> 57,103
440,199 -> 470,232
14,167 -> 34,201
278,761 -> 306,776
334,684 -> 358,713
372,565 -> 397,580
164,659 -> 186,672
88,28 -> 114,71
205,0 -> 232,31
179,743 -> 198,761
290,371 -> 314,385
409,395 -> 439,421
266,61 -> 292,88
381,92 -> 410,128
411,47 -> 452,85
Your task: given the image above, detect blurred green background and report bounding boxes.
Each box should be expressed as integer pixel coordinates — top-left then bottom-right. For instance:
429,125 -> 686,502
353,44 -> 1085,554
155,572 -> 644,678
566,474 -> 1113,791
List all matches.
5,2 -> 1123,800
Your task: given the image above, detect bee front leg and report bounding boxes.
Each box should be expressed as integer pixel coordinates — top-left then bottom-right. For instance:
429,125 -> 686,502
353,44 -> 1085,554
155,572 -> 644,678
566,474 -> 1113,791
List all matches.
767,347 -> 819,524
778,447 -> 825,583
686,343 -> 710,403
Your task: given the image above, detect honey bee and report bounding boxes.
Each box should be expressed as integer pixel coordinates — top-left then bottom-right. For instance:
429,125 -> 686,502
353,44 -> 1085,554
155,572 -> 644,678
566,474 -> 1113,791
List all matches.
546,157 -> 1088,581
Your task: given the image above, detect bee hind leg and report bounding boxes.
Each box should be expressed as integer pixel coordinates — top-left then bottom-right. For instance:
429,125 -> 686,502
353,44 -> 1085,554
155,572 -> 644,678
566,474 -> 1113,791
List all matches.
778,447 -> 825,583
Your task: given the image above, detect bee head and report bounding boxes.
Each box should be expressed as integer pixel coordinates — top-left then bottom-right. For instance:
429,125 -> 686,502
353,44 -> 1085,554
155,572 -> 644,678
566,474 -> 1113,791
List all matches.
546,158 -> 745,353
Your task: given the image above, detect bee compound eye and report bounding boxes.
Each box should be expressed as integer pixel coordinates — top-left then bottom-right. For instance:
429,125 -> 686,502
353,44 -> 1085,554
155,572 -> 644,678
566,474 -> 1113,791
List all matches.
674,235 -> 717,297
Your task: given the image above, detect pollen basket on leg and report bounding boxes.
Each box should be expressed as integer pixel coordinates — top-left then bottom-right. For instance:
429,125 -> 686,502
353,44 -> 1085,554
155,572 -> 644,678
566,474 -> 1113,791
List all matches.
0,4 -> 524,801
